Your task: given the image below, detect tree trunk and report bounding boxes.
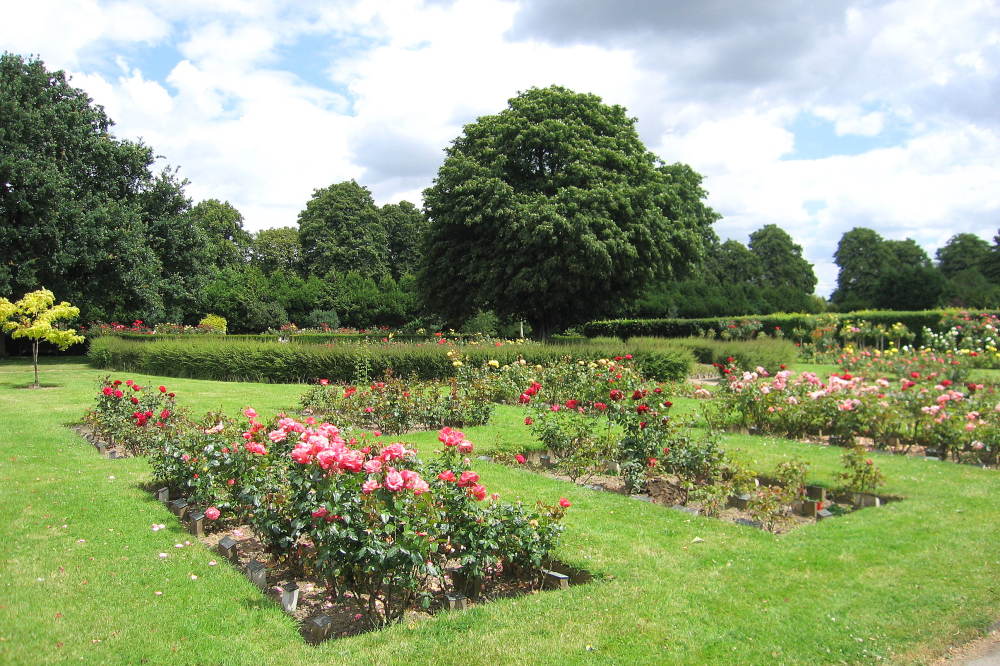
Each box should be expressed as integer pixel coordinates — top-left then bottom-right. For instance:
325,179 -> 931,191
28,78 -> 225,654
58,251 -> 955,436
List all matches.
32,339 -> 40,388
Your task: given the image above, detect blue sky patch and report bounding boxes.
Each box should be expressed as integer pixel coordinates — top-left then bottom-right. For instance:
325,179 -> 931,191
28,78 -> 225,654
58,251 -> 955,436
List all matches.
782,110 -> 910,161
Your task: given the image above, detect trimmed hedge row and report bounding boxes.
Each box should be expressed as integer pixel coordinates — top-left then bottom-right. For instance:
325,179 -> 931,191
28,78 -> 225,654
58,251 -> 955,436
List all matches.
86,337 -> 635,383
630,337 -> 798,371
582,309 -> 1000,345
87,335 -> 800,383
108,332 -> 495,345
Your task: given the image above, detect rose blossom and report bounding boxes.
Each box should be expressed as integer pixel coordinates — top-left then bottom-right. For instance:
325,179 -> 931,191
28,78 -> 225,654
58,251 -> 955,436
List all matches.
384,469 -> 405,492
204,507 -> 221,520
457,471 -> 480,488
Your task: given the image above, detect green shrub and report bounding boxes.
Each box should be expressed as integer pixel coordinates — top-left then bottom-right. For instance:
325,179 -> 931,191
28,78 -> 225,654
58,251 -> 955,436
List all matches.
198,314 -> 228,334
630,337 -> 796,374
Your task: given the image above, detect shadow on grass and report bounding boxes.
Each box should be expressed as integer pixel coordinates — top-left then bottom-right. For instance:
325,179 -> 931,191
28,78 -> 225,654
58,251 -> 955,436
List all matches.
9,382 -> 63,389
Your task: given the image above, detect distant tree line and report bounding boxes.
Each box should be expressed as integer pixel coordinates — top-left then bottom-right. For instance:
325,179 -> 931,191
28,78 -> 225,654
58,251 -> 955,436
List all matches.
3,53 -> 998,338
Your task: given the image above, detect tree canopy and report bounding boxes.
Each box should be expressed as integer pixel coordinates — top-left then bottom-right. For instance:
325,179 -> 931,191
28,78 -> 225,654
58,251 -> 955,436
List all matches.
297,181 -> 389,279
419,85 -> 717,336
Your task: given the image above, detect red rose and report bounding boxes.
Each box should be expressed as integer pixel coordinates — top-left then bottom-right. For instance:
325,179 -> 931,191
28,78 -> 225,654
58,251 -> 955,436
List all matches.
158,386 -> 167,393
524,417 -> 533,425
515,454 -> 526,465
558,498 -> 571,508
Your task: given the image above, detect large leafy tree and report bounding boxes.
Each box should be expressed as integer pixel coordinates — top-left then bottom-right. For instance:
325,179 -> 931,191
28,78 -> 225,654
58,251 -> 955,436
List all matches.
748,224 -> 817,294
188,199 -> 252,270
936,233 -> 991,278
379,201 -> 429,280
832,229 -> 946,310
252,226 -> 303,276
297,181 -> 388,279
140,169 -> 215,322
831,228 -> 894,310
982,231 -> 1000,283
419,85 -> 716,337
0,53 -> 165,321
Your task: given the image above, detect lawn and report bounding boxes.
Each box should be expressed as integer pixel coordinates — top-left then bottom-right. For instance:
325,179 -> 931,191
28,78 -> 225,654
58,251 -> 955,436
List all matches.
0,357 -> 997,664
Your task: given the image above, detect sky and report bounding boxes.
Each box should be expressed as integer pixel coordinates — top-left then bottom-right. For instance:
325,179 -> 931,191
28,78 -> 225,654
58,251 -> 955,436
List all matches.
3,0 -> 999,295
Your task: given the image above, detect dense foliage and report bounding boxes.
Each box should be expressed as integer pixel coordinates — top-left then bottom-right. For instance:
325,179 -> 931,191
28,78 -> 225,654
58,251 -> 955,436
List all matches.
419,85 -> 717,337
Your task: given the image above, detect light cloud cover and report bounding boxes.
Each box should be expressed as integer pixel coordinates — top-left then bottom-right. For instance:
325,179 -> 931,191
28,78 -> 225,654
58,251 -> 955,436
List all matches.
2,0 -> 998,295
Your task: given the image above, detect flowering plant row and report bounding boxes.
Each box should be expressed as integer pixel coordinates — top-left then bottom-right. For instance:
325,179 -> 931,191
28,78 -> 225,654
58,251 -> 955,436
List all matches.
458,355 -> 658,407
709,361 -> 998,464
298,371 -> 493,434
508,377 -> 888,533
920,312 -> 1000,369
838,348 -> 970,382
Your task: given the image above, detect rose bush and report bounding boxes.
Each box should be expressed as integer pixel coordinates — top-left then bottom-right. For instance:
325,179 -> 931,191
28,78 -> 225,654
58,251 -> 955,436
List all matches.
85,377 -> 178,454
708,360 -> 998,462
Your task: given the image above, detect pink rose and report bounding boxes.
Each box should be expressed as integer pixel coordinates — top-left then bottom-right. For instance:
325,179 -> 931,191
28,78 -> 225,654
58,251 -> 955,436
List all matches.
559,498 -> 571,508
401,469 -> 421,489
515,454 -> 526,464
384,469 -> 404,492
315,449 -> 338,470
361,479 -> 381,494
290,445 -> 312,465
243,407 -> 257,419
363,459 -> 383,474
438,470 -> 456,482
205,507 -> 220,520
458,440 -> 474,454
468,484 -> 487,501
411,478 -> 430,495
268,430 -> 287,443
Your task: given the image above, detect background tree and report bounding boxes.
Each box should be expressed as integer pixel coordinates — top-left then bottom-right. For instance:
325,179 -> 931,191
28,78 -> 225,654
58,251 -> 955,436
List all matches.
978,230 -> 1000,283
936,233 -> 990,278
831,228 -> 894,310
0,288 -> 84,387
0,53 -> 165,321
832,229 -> 947,310
748,224 -> 817,294
419,85 -> 716,337
200,266 -> 287,333
297,181 -> 388,279
140,169 -> 214,322
379,201 -> 429,280
714,239 -> 764,285
188,199 -> 252,270
252,226 -> 302,276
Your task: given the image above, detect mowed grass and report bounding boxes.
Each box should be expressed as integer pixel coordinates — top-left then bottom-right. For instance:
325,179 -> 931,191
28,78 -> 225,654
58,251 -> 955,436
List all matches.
0,358 -> 998,665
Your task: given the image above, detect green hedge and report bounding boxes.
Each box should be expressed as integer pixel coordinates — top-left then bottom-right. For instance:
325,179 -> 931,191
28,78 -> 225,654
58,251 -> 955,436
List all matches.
106,332 -> 493,345
86,337 -> 635,383
582,309 -> 1000,345
87,334 -> 802,383
635,337 -> 797,371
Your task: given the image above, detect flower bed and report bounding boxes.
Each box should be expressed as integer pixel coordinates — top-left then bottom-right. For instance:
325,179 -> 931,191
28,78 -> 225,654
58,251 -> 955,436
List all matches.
707,361 -> 998,463
82,382 -> 579,637
298,373 -> 493,435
